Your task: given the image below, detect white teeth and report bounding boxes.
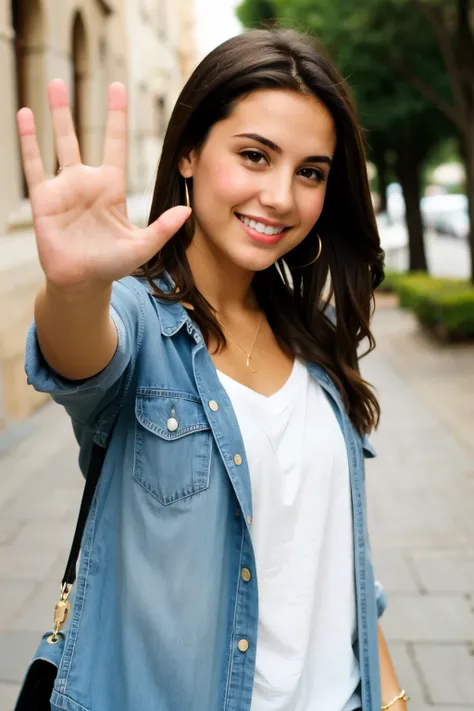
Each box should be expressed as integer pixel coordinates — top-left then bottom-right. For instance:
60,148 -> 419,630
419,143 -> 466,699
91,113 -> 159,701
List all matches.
239,215 -> 285,235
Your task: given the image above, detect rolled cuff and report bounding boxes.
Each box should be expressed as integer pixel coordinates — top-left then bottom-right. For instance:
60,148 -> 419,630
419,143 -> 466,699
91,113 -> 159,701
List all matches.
375,580 -> 387,618
24,304 -> 129,400
362,434 -> 377,459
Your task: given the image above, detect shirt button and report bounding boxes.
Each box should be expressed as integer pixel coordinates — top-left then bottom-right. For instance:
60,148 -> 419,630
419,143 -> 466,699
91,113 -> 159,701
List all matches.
247,515 -> 253,525
234,453 -> 243,466
241,568 -> 251,582
167,417 -> 179,432
237,639 -> 249,652
208,400 -> 219,412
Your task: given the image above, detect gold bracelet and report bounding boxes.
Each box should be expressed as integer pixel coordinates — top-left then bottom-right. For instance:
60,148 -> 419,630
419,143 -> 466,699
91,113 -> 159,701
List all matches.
381,689 -> 410,710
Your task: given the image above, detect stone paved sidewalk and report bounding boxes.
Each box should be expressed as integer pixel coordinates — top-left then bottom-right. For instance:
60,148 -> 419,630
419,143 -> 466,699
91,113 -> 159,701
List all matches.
364,300 -> 474,710
0,300 -> 473,710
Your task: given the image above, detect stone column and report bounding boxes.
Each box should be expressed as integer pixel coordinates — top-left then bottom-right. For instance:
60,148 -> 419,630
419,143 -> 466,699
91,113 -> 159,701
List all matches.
0,22 -> 23,233
23,44 -> 56,176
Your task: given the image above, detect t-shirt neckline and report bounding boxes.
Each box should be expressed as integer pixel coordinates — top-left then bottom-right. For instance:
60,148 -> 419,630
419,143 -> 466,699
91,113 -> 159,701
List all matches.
217,358 -> 305,413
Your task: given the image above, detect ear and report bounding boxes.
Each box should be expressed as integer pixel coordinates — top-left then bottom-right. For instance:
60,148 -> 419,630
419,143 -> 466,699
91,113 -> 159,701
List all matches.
178,149 -> 197,179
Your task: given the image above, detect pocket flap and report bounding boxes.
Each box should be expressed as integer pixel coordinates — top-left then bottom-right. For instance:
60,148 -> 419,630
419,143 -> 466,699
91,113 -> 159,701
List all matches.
135,389 -> 210,440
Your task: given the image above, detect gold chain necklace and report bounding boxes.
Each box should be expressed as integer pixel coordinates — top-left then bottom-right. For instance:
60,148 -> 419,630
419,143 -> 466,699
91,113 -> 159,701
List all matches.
217,312 -> 263,373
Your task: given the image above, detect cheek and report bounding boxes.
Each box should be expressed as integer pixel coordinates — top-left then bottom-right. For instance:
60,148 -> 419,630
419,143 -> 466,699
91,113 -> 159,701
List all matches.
300,187 -> 327,228
202,154 -> 254,207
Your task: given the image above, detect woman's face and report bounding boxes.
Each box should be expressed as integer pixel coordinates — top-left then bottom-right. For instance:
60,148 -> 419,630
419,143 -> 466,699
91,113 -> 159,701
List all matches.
179,88 -> 337,272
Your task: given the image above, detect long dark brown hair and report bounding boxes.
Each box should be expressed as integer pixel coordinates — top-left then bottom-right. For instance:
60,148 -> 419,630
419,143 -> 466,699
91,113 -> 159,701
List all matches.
136,28 -> 385,435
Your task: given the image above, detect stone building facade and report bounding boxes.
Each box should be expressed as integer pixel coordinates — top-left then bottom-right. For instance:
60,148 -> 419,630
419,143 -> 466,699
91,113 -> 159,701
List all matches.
125,0 -> 195,196
0,0 -> 196,427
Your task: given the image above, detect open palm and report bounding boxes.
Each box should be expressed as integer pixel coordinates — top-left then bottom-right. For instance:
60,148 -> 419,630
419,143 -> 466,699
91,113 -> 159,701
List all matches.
17,79 -> 190,289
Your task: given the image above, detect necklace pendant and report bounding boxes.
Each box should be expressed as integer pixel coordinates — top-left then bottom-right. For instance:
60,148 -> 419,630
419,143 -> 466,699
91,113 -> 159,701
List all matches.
246,354 -> 259,373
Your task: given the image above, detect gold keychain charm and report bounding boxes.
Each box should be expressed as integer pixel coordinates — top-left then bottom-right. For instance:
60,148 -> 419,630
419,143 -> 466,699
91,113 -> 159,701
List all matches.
47,584 -> 72,644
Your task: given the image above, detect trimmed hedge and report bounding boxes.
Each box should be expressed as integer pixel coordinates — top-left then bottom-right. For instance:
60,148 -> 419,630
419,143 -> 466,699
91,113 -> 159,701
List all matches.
376,270 -> 403,293
378,271 -> 474,341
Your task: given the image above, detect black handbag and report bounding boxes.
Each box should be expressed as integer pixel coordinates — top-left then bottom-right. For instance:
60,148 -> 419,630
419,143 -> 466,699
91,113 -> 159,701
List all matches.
14,440 -> 108,710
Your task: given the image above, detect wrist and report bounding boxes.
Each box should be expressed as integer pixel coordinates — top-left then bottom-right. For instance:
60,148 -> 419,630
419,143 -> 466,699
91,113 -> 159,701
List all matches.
381,690 -> 410,710
44,279 -> 112,305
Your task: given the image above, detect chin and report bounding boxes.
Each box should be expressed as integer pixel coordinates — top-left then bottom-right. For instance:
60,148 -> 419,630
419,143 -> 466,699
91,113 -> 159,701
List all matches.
229,246 -> 279,273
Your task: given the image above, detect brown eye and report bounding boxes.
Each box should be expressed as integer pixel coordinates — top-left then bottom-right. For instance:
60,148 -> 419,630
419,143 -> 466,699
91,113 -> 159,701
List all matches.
299,167 -> 325,182
241,150 -> 266,164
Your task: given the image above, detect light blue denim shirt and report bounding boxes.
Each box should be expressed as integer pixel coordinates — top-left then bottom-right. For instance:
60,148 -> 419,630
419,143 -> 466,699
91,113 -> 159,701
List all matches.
25,275 -> 386,711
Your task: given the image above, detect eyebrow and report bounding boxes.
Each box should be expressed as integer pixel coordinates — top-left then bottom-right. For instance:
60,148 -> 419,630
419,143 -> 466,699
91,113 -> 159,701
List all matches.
233,133 -> 333,166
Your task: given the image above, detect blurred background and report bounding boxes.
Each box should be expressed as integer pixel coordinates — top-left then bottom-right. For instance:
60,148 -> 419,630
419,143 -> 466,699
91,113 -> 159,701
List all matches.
0,0 -> 473,709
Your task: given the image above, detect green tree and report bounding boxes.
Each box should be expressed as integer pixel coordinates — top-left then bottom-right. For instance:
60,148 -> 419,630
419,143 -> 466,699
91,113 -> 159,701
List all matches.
388,0 -> 474,282
236,0 -> 277,27
308,0 -> 452,272
236,0 -> 458,273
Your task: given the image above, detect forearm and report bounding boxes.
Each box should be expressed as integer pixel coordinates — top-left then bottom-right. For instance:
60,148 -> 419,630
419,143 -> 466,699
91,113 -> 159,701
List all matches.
35,281 -> 117,381
378,623 -> 408,710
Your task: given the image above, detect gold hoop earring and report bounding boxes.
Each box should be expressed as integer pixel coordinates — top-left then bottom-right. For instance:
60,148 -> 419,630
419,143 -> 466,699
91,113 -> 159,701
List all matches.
292,233 -> 322,269
184,179 -> 191,209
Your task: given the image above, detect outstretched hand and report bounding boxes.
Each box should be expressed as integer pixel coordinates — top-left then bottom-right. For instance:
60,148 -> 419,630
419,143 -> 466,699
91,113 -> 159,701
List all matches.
16,79 -> 190,289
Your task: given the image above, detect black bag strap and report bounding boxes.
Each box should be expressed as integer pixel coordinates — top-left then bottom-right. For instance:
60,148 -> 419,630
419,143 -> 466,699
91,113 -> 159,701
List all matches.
61,441 -> 107,588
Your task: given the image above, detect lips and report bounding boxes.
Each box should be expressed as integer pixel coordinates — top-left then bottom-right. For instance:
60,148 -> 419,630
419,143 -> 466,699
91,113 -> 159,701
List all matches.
235,213 -> 289,245
236,213 -> 290,231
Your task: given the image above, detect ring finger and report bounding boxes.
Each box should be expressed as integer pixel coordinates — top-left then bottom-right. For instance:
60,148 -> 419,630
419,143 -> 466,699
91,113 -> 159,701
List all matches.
48,79 -> 82,169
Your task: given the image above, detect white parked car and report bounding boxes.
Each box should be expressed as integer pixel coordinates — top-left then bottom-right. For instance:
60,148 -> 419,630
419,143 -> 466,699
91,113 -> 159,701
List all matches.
386,183 -> 405,223
421,193 -> 469,239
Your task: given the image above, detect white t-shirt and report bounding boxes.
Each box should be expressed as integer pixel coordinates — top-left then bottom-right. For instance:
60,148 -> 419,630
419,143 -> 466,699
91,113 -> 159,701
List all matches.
217,358 -> 361,711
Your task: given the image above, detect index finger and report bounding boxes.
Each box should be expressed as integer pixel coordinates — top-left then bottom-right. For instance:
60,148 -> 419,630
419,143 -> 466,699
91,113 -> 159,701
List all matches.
17,108 -> 46,191
102,83 -> 128,174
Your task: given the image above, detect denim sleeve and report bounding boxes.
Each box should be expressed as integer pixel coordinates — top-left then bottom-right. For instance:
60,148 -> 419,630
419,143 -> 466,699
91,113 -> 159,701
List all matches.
375,580 -> 387,618
364,436 -> 383,615
24,277 -> 145,443
362,434 -> 377,459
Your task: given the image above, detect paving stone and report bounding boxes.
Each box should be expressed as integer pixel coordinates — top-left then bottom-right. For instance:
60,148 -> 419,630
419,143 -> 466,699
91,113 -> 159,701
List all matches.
0,681 -> 21,711
410,707 -> 474,711
368,499 -> 472,549
414,643 -> 474,705
384,642 -> 428,707
0,630 -> 41,684
0,405 -> 75,511
381,595 -> 474,643
1,486 -> 82,522
0,581 -> 36,630
9,577 -> 63,633
11,518 -> 77,551
410,550 -> 474,594
0,519 -> 22,546
371,549 -> 420,594
0,545 -> 60,582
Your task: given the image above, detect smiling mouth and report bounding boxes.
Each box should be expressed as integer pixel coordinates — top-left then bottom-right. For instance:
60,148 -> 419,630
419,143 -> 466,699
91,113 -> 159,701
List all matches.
236,213 -> 291,236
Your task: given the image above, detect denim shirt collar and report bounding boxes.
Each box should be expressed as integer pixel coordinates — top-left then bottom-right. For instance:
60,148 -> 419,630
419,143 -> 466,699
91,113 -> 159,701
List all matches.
139,273 -> 345,403
139,272 -> 197,339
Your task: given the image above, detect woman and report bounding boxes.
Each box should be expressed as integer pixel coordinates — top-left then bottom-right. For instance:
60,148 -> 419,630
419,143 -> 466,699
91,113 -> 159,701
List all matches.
19,28 -> 407,711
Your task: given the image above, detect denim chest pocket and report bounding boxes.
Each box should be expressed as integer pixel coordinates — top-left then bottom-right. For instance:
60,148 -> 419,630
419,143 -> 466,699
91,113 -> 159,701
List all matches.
134,389 -> 212,505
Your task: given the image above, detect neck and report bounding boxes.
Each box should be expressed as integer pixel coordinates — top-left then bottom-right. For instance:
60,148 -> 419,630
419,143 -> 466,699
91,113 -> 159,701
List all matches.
185,231 -> 258,318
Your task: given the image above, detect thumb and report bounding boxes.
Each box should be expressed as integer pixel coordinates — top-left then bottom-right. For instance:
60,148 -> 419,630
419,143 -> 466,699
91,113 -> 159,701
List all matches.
148,205 -> 192,243
133,205 -> 191,266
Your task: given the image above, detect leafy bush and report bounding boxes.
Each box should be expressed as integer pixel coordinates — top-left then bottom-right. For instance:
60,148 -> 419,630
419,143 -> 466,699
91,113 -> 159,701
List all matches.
391,272 -> 474,341
376,270 -> 403,293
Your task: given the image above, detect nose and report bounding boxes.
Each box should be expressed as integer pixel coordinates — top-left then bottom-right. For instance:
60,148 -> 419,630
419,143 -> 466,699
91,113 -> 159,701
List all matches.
259,169 -> 295,216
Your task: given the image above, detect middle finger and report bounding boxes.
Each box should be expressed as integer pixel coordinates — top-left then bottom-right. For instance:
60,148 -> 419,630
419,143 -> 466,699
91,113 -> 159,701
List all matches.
48,79 -> 82,169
